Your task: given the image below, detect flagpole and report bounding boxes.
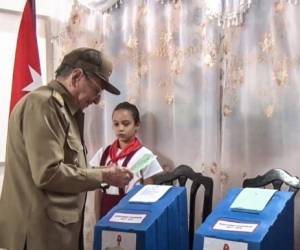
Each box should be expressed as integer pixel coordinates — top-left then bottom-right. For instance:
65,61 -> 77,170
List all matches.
30,0 -> 36,29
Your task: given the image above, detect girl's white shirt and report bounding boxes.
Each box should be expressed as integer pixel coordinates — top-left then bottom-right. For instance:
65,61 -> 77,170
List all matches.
89,146 -> 163,194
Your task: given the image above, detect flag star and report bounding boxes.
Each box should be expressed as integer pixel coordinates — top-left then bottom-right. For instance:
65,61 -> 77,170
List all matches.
22,65 -> 42,92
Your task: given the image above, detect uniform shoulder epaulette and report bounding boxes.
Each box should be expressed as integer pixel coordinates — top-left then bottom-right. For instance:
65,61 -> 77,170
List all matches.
52,90 -> 64,107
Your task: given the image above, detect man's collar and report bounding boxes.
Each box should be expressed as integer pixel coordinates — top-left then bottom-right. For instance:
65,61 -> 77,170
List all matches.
48,80 -> 80,115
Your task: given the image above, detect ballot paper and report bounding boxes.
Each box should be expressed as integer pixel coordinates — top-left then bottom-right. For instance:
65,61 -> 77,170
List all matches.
130,153 -> 157,174
129,184 -> 172,203
230,188 -> 277,213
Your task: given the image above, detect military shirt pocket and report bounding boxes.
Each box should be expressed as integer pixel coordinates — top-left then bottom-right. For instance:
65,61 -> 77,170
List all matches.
46,206 -> 80,225
66,135 -> 83,152
65,134 -> 83,165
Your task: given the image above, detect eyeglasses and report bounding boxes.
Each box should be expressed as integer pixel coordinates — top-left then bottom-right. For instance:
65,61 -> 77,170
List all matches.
83,71 -> 103,97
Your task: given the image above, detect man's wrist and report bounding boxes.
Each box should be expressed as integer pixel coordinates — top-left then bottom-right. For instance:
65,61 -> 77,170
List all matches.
101,168 -> 109,183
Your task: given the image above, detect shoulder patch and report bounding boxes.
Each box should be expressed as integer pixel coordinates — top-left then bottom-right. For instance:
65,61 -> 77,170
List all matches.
52,90 -> 64,107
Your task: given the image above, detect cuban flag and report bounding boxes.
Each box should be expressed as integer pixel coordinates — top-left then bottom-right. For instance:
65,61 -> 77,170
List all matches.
9,0 -> 42,113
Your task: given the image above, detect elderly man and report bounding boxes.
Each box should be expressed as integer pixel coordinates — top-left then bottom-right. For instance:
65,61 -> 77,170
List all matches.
0,48 -> 133,250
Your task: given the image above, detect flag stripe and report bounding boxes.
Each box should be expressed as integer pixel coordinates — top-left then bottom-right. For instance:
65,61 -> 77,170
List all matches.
9,0 -> 41,113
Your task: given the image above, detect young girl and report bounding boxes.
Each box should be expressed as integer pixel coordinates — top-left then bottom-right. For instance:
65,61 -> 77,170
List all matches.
90,102 -> 163,219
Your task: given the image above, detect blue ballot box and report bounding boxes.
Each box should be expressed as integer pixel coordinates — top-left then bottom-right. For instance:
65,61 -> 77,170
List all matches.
193,188 -> 294,250
93,185 -> 188,250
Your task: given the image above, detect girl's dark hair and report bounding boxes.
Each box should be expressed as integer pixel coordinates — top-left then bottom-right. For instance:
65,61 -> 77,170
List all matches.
113,102 -> 140,124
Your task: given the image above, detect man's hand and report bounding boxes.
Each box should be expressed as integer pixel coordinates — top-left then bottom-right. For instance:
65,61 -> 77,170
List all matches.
102,166 -> 133,188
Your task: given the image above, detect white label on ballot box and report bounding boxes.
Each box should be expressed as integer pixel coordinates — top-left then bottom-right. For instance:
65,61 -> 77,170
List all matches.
204,237 -> 248,250
129,185 -> 172,203
102,230 -> 136,250
213,220 -> 258,233
109,212 -> 147,224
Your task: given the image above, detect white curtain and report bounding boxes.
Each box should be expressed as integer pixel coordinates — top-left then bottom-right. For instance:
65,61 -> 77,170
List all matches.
51,0 -> 300,249
220,1 -> 300,249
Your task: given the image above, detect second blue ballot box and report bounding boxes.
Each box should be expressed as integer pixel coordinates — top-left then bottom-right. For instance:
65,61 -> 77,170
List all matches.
193,188 -> 294,250
93,185 -> 188,250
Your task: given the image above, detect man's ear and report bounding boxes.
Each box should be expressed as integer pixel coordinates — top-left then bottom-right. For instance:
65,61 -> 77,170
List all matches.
71,68 -> 84,87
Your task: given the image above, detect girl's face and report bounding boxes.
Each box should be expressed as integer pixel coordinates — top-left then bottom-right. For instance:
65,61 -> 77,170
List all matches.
112,109 -> 140,145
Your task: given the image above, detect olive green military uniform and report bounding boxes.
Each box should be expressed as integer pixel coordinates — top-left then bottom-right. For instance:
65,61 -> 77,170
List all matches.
0,81 -> 104,250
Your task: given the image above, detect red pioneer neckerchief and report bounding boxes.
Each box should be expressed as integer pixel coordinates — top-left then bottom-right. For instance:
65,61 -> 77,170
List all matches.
108,137 -> 142,164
